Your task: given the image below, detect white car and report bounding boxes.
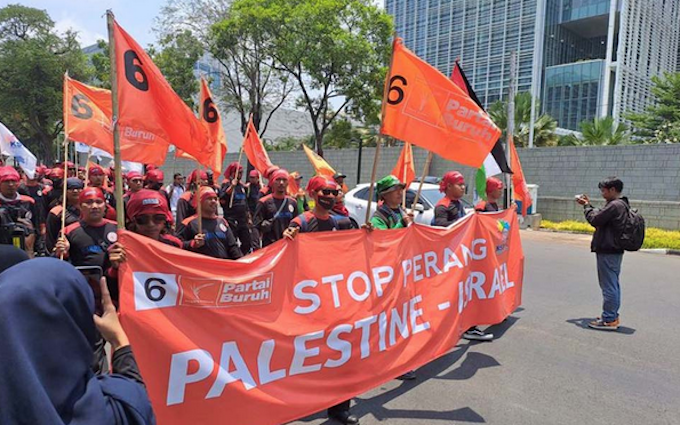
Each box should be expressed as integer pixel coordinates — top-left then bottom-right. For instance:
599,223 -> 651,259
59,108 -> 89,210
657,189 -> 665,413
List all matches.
344,182 -> 445,226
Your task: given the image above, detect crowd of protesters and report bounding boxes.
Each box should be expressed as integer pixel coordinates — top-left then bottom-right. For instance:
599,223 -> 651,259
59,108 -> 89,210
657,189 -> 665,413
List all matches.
0,156 -> 628,425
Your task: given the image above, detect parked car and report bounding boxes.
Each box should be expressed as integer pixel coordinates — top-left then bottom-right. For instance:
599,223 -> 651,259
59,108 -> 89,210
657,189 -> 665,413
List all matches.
344,182 -> 445,226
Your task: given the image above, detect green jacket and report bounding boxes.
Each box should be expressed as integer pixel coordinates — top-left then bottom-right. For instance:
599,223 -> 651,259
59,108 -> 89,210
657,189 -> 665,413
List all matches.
370,205 -> 407,229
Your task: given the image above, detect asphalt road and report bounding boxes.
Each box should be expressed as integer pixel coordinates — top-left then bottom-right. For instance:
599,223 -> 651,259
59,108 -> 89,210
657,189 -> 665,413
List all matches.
290,230 -> 680,425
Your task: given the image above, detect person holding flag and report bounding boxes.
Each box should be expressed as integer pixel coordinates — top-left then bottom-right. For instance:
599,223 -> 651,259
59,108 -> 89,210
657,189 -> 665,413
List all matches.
368,175 -> 414,230
283,175 -> 357,425
253,169 -> 299,247
179,186 -> 242,260
45,178 -> 82,253
219,162 -> 252,254
175,169 -> 208,230
433,171 -> 494,341
475,177 -> 504,212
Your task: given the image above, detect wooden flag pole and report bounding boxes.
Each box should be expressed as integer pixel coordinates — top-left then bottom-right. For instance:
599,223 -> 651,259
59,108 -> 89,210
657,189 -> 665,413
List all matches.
84,147 -> 92,186
411,151 -> 433,212
107,10 -> 124,229
58,137 -> 69,260
364,137 -> 382,225
229,114 -> 250,209
368,33 -> 398,225
196,164 -> 203,234
401,142 -> 408,210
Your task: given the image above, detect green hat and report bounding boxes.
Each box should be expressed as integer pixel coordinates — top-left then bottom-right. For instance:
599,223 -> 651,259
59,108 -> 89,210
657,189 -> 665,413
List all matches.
376,175 -> 406,197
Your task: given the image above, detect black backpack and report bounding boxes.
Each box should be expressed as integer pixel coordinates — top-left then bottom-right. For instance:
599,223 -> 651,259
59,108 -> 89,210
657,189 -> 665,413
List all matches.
619,201 -> 645,251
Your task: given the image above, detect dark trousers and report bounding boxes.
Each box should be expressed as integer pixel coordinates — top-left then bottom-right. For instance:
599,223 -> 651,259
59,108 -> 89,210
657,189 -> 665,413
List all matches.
226,217 -> 252,255
328,399 -> 351,416
250,227 -> 261,252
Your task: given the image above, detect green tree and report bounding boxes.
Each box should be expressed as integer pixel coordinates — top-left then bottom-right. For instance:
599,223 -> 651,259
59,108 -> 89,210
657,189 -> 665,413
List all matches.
150,30 -> 203,109
233,0 -> 393,156
558,117 -> 630,146
0,4 -> 91,163
628,72 -> 680,143
90,39 -> 110,88
488,92 -> 558,148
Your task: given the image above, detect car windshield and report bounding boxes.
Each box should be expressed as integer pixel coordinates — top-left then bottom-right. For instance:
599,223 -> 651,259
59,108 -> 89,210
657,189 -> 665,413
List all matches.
420,188 -> 442,207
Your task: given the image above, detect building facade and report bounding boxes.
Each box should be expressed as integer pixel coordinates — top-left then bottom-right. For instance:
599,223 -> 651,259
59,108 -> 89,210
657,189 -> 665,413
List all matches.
385,0 -> 680,132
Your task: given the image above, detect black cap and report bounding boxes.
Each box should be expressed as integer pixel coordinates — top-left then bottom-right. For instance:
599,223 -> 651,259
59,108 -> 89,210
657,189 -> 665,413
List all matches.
333,172 -> 347,179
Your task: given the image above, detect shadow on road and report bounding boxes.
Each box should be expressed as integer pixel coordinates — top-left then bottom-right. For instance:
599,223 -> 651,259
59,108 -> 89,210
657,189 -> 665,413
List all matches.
294,313 -> 523,424
566,317 -> 636,335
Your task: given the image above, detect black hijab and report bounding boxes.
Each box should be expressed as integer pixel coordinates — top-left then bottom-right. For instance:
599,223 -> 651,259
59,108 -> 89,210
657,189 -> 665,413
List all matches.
0,258 -> 155,424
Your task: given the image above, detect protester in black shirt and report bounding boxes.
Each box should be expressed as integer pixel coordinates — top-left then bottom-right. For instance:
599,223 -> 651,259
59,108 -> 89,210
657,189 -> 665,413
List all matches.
219,162 -> 252,254
246,170 -> 261,215
283,175 -> 356,425
180,186 -> 242,259
254,169 -> 299,247
175,169 -> 207,231
144,168 -> 171,205
127,189 -> 182,248
434,171 -> 493,342
45,177 -> 82,253
0,166 -> 37,256
475,177 -> 504,212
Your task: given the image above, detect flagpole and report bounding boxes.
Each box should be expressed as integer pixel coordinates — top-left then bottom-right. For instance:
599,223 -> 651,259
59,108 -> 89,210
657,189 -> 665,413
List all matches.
401,142 -> 408,209
411,151 -> 433,211
107,10 -> 124,230
367,33 -> 398,225
505,50 -> 517,210
84,147 -> 92,186
229,114 -> 250,209
58,137 -> 69,260
196,164 -> 203,234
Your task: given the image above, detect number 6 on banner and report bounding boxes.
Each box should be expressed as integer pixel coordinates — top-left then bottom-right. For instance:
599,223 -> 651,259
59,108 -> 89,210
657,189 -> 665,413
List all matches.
133,272 -> 179,311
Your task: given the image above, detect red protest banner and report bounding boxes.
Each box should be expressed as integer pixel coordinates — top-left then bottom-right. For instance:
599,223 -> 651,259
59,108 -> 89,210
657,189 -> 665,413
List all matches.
118,209 -> 523,425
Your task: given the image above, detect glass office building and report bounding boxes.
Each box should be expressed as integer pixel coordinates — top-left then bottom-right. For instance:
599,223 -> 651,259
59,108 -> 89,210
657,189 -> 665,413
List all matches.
385,0 -> 680,132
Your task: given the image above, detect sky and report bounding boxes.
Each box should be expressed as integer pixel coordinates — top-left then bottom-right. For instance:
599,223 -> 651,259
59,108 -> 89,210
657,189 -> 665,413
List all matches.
3,0 -> 165,47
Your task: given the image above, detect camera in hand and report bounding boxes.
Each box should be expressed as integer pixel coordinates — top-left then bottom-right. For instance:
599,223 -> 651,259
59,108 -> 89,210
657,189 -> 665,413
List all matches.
0,205 -> 29,250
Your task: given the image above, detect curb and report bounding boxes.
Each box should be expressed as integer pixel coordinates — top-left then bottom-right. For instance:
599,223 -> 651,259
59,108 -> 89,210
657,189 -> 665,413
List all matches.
640,249 -> 680,256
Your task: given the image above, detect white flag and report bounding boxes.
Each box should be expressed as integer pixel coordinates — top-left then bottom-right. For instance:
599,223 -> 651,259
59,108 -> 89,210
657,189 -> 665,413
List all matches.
0,122 -> 37,179
75,141 -> 112,160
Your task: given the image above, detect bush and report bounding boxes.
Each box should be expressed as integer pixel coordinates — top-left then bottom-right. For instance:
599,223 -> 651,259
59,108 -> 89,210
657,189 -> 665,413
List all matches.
540,220 -> 680,250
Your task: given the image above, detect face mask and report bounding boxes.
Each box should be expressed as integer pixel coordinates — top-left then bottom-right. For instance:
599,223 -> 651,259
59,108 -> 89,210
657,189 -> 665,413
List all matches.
316,195 -> 336,211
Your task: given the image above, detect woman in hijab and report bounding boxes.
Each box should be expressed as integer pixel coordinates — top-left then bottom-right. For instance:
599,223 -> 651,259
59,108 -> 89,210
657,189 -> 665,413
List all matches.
0,258 -> 156,424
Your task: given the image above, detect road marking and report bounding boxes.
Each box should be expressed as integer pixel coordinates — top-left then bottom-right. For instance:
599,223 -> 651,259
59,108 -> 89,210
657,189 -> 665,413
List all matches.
438,301 -> 451,310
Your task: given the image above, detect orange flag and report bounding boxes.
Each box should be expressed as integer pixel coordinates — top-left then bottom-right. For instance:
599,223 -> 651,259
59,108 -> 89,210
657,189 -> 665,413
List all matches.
63,74 -> 169,164
380,38 -> 501,168
113,20 -> 213,168
390,142 -> 416,187
509,137 -> 532,216
242,116 -> 273,175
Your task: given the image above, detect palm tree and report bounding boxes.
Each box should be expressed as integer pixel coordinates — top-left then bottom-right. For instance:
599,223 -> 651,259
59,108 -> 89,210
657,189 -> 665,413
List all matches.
488,92 -> 558,147
558,116 -> 630,146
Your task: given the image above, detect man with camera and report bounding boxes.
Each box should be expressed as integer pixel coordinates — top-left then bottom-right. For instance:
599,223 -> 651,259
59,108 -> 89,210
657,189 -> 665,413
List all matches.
0,166 -> 38,256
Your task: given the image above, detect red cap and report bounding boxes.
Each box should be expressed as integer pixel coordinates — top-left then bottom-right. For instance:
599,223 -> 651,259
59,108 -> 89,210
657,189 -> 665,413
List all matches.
78,186 -> 105,203
126,171 -> 143,181
486,177 -> 503,194
188,169 -> 208,184
88,164 -> 105,176
51,167 -> 65,179
126,189 -> 172,223
439,171 -> 465,192
0,166 -> 20,183
192,186 -> 218,208
269,169 -> 289,183
264,165 -> 280,180
249,170 -> 259,178
35,165 -> 47,177
224,162 -> 243,179
306,176 -> 333,195
146,164 -> 157,171
145,169 -> 164,183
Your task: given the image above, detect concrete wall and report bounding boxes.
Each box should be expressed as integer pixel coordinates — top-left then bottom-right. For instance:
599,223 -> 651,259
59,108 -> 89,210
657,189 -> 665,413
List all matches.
161,144 -> 680,230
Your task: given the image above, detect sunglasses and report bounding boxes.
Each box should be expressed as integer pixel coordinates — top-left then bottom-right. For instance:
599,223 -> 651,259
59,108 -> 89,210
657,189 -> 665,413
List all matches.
134,214 -> 167,226
321,189 -> 339,196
